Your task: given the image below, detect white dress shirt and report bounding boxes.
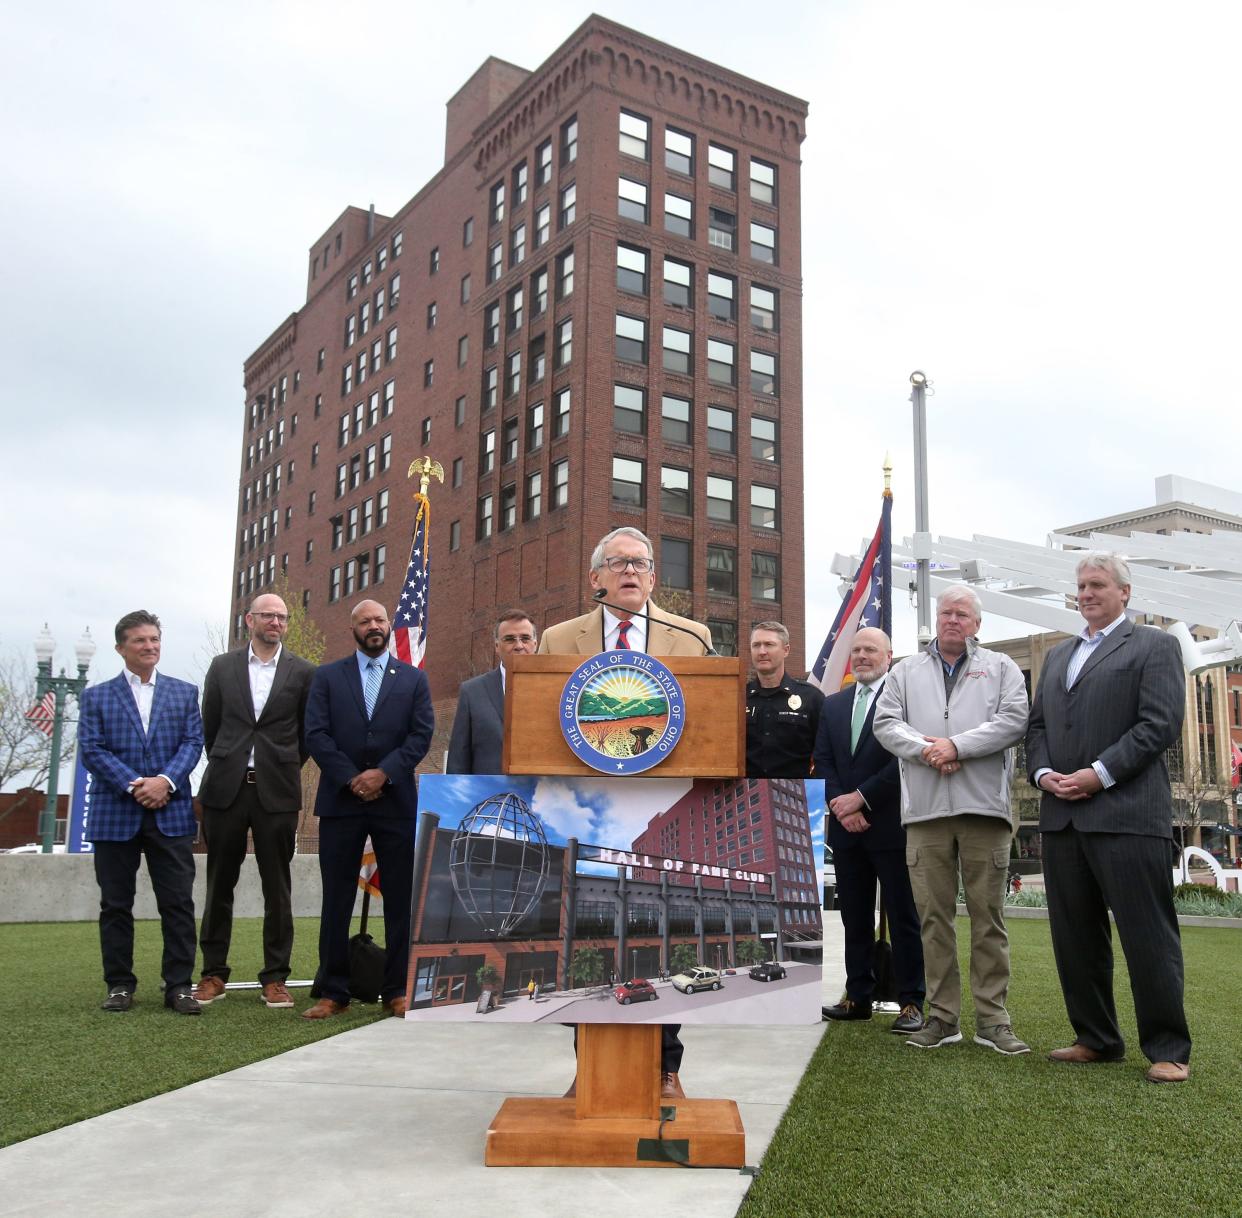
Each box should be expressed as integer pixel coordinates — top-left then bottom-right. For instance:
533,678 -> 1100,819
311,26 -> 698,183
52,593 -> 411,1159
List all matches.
603,604 -> 648,652
124,668 -> 175,792
247,643 -> 282,766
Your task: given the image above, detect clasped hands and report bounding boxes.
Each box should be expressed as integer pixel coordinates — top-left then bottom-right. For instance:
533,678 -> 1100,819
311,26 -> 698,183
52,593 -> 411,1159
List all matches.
829,790 -> 869,834
921,736 -> 960,775
129,777 -> 172,809
1038,768 -> 1103,801
350,768 -> 388,802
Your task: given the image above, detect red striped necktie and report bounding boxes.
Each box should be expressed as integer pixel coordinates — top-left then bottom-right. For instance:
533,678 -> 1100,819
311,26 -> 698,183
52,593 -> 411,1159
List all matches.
616,619 -> 633,649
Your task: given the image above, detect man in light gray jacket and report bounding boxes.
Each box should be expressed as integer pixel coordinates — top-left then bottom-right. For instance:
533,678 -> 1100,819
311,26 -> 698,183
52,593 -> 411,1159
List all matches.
872,585 -> 1030,1054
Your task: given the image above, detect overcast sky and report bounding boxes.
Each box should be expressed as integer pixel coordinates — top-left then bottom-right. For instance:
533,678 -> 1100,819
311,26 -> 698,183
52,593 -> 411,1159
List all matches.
3,0 -> 1239,702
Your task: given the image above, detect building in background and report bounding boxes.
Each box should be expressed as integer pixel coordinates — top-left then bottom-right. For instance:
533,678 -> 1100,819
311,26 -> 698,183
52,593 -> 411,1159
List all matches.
233,17 -> 809,748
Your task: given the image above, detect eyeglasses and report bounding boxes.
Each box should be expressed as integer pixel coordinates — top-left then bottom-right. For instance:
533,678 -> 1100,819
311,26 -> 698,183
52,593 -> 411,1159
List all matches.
252,612 -> 289,623
499,634 -> 536,645
600,556 -> 653,573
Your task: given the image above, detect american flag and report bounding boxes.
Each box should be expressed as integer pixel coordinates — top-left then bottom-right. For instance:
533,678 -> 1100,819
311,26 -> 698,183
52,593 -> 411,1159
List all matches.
810,492 -> 892,694
390,492 -> 430,669
26,690 -> 55,737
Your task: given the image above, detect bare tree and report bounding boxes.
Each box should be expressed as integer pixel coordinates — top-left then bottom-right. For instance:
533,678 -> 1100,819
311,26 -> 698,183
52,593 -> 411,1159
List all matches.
1168,739 -> 1224,880
0,647 -> 77,795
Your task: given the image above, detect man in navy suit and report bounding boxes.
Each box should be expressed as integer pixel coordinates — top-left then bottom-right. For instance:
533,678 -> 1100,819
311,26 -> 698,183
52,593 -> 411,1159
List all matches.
78,610 -> 205,1014
302,599 -> 434,1019
815,628 -> 925,1033
446,608 -> 537,775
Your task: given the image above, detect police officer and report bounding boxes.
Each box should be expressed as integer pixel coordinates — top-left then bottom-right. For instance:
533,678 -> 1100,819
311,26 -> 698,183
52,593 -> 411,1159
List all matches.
746,621 -> 824,778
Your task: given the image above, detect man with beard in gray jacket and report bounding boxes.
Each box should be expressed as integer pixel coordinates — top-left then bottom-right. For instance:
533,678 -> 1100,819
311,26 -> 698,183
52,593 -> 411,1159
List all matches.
872,585 -> 1030,1054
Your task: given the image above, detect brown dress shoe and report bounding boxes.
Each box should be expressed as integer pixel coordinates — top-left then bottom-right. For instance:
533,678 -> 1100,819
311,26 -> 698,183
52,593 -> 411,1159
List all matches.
193,976 -> 227,1005
262,982 -> 295,1009
1145,1061 -> 1190,1084
660,1072 -> 685,1099
1047,1043 -> 1116,1064
383,995 -> 409,1017
302,997 -> 349,1020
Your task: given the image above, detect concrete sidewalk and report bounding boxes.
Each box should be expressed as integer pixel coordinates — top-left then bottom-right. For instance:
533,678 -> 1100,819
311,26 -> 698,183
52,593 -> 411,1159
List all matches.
0,916 -> 845,1218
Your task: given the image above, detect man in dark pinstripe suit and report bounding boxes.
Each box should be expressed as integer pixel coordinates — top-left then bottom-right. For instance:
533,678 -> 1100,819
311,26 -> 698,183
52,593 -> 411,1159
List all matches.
1026,552 -> 1191,1083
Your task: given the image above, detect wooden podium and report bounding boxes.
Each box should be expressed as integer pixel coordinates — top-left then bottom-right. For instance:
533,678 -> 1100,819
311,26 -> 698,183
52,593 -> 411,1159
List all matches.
484,653 -> 748,1168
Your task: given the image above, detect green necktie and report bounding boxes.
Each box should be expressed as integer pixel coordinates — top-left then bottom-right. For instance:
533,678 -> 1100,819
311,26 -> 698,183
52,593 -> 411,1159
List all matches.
850,684 -> 871,752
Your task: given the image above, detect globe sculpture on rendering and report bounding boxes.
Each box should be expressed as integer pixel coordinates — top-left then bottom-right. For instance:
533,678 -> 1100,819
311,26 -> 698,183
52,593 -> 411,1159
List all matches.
448,792 -> 551,938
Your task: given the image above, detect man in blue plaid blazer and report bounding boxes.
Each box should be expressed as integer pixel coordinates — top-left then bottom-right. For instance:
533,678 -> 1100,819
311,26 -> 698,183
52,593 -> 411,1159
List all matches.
79,610 -> 205,1014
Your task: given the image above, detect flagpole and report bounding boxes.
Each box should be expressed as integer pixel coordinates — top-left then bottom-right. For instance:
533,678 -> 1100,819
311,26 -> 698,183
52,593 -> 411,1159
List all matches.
909,372 -> 932,652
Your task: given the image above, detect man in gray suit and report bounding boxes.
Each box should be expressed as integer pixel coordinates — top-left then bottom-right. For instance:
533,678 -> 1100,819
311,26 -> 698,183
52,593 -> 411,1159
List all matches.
194,593 -> 316,1009
1026,552 -> 1191,1083
446,608 -> 537,774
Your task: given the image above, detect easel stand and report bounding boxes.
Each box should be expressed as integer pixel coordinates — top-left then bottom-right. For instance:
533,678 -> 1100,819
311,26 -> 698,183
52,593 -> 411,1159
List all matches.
485,1025 -> 745,1167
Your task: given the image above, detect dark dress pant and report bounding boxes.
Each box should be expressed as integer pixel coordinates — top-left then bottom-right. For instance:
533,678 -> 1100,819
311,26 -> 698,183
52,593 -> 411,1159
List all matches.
1043,826 -> 1191,1064
317,812 -> 414,1004
94,811 -> 197,993
199,784 -> 298,984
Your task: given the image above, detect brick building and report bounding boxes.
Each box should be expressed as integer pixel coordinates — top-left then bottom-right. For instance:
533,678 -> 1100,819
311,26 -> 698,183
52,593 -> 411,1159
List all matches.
232,17 -> 808,744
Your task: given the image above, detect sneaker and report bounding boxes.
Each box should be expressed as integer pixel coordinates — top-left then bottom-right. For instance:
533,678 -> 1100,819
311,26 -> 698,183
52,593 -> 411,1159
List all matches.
262,982 -> 295,1009
891,1003 -> 925,1034
101,987 -> 133,1012
906,1016 -> 962,1048
822,997 -> 873,1022
193,976 -> 227,1005
165,988 -> 202,1016
974,1023 -> 1030,1055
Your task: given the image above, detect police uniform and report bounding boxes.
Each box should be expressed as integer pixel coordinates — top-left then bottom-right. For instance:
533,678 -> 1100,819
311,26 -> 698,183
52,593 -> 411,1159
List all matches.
746,675 -> 825,778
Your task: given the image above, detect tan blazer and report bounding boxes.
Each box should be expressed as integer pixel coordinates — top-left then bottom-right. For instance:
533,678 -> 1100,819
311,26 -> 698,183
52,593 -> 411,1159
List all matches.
537,602 -> 712,657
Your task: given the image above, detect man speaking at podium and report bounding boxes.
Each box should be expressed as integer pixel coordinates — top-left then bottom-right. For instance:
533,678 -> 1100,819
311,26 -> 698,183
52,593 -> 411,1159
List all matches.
539,526 -> 713,1098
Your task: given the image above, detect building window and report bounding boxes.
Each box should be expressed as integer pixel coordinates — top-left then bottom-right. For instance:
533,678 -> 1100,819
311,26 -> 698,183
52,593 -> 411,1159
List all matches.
338,412 -> 350,448
484,302 -> 500,348
750,157 -> 776,205
750,221 -> 777,264
535,202 -> 550,247
510,222 -> 527,267
386,327 -> 397,363
707,475 -> 735,523
480,429 -> 495,474
308,490 -> 316,515
379,434 -> 392,471
383,379 -> 395,417
428,246 -> 439,274
455,395 -> 466,427
346,506 -> 360,543
426,301 -> 437,331
424,359 -> 434,388
477,494 -> 494,540
556,248 -> 574,298
707,272 -> 736,322
389,272 -> 401,308
707,339 -> 736,386
559,182 -> 576,228
329,566 -> 341,603
499,483 -> 517,531
374,543 -> 387,584
560,115 -> 578,164
392,230 -> 404,258
458,334 -> 469,367
661,393 -> 691,445
707,405 -> 735,454
707,545 -> 737,597
662,536 -> 691,589
525,471 -> 542,520
551,457 -> 569,507
502,416 -> 519,464
663,257 -> 693,308
452,456 -> 463,488
613,384 -> 645,434
311,441 -> 320,467
506,286 -> 524,334
378,488 -> 389,526
615,314 -> 646,363
487,242 -> 502,283
345,314 -> 357,348
512,161 -> 528,207
347,274 -> 358,301
360,300 -> 372,336
335,463 -> 347,499
421,420 -> 431,451
535,138 -> 553,186
617,177 -> 648,224
553,387 -> 570,438
708,618 -> 737,657
662,325 -> 692,375
373,289 -> 385,323
460,273 -> 471,304
616,243 -> 648,294
527,401 -> 544,450
708,143 -> 736,190
665,192 -> 693,238
531,267 -> 548,317
708,208 -> 735,251
449,519 -> 461,551
665,126 -> 694,175
342,363 -> 353,396
305,539 -> 314,563
619,110 -> 650,159
331,516 -> 344,550
463,216 -> 474,246
752,483 -> 779,529
482,365 -> 498,410
612,456 -> 644,507
750,284 -> 778,331
752,551 -> 780,601
751,349 -> 778,396
660,465 -> 691,515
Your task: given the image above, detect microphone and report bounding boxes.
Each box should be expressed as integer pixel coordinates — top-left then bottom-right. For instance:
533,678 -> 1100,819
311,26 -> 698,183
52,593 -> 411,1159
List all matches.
592,589 -> 718,656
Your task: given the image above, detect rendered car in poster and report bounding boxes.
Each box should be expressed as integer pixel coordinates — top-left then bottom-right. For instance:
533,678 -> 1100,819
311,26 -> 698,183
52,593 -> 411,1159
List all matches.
671,966 -> 722,994
613,978 -> 658,1004
749,961 -> 787,982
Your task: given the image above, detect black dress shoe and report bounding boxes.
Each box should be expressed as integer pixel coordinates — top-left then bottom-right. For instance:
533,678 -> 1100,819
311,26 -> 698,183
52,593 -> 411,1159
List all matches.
891,1003 -> 925,1034
823,997 -> 872,1021
164,988 -> 202,1015
101,987 -> 133,1012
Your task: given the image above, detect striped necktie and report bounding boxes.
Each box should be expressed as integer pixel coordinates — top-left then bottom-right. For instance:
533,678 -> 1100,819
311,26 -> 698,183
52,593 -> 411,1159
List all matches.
364,658 -> 383,719
850,684 -> 871,752
616,619 -> 632,649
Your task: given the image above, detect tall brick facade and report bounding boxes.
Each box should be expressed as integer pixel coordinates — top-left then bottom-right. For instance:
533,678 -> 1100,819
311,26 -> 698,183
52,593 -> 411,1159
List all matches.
233,17 -> 808,751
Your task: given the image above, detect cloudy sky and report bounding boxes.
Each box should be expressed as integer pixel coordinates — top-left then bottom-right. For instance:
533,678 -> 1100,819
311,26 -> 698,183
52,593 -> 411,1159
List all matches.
3,0 -> 1239,700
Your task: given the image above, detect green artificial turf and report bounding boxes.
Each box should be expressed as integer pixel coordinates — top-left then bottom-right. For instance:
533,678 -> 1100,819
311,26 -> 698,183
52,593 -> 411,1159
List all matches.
740,920 -> 1241,1218
0,917 -> 386,1148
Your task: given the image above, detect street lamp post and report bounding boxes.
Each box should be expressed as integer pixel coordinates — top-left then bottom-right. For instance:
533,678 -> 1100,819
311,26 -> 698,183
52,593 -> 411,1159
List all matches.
909,370 -> 933,651
33,624 -> 96,853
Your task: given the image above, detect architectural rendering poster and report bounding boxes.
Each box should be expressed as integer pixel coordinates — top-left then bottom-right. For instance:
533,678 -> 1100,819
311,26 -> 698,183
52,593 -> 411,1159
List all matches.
404,774 -> 825,1025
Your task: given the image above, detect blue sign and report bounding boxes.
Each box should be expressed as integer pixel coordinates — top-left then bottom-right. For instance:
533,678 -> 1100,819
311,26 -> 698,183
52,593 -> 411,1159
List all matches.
66,745 -> 94,853
559,650 -> 685,775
